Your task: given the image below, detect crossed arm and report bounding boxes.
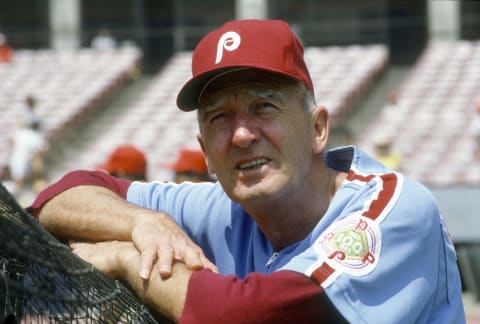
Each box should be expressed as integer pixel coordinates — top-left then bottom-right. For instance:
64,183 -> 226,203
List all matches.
30,170 -> 347,323
31,171 -> 215,279
71,239 -> 191,320
71,239 -> 346,323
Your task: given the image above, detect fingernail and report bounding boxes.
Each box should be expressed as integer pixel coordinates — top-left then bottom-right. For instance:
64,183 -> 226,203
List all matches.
139,269 -> 149,279
160,266 -> 170,274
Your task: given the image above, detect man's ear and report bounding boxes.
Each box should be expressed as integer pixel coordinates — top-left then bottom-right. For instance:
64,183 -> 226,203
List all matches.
311,106 -> 329,154
196,134 -> 215,174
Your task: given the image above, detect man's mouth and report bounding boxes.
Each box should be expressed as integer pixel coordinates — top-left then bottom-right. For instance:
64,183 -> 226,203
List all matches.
237,158 -> 270,170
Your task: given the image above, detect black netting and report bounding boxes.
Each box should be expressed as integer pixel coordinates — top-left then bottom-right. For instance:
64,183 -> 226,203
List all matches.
0,182 -> 165,323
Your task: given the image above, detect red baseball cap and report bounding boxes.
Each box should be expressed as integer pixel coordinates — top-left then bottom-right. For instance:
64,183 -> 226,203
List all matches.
176,19 -> 314,111
167,148 -> 208,174
96,144 -> 147,175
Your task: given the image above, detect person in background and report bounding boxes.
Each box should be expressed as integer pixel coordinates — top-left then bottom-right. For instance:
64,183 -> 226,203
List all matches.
29,19 -> 464,323
23,95 -> 41,128
96,144 -> 147,181
167,148 -> 215,183
0,32 -> 12,63
91,28 -> 117,50
373,134 -> 402,171
8,120 -> 49,198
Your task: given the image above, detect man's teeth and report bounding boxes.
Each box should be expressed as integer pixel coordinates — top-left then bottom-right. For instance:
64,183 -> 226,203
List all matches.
238,158 -> 269,170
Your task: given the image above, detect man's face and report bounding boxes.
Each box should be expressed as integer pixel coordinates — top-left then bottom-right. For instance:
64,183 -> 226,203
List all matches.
197,70 -> 315,204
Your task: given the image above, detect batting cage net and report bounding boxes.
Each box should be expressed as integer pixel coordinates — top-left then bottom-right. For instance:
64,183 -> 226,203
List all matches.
0,182 -> 165,324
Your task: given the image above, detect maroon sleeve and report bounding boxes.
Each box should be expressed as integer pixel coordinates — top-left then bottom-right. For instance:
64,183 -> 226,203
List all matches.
179,269 -> 347,324
27,170 -> 132,217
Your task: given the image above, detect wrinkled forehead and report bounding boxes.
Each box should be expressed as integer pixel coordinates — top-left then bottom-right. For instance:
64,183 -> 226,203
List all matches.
198,69 -> 300,112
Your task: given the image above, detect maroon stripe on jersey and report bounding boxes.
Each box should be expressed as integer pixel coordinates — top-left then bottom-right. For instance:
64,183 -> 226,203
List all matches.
346,170 -> 375,182
362,173 -> 398,221
310,263 -> 335,285
346,170 -> 398,221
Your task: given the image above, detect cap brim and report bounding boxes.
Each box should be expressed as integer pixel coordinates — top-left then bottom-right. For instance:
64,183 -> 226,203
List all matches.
177,65 -> 310,111
177,67 -> 248,111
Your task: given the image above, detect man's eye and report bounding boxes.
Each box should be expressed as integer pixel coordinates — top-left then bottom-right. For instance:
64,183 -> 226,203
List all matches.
256,102 -> 277,113
208,112 -> 227,125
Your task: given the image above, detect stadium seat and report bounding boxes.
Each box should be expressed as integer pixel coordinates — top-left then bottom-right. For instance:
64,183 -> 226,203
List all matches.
358,40 -> 480,187
0,47 -> 142,179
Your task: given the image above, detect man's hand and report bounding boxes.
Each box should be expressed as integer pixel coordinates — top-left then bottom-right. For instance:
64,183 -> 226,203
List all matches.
70,240 -> 134,279
132,213 -> 218,279
71,239 -> 192,321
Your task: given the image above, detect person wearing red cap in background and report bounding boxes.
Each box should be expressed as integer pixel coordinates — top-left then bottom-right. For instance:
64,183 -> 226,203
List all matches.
29,20 -> 464,323
168,148 -> 215,183
0,32 -> 12,63
97,144 -> 147,181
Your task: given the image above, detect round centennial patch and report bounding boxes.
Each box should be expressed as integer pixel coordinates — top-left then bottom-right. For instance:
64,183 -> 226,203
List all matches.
314,213 -> 381,276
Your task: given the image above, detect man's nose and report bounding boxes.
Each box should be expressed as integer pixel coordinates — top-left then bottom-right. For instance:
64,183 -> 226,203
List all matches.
231,117 -> 257,148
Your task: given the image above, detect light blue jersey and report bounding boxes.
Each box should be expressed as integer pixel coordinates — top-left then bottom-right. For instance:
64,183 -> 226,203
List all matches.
127,146 -> 465,323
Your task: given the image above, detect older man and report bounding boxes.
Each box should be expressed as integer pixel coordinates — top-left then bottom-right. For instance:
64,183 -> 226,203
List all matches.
30,20 -> 465,323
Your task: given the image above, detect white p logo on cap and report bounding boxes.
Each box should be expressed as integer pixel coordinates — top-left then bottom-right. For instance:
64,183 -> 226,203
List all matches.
215,31 -> 241,64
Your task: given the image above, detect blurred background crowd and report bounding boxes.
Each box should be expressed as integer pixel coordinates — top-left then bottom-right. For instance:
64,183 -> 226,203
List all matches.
0,0 -> 479,320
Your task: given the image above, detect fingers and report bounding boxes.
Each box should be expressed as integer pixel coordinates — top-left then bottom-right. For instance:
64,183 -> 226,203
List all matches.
155,236 -> 199,278
169,231 -> 215,271
202,258 -> 219,273
69,240 -> 92,258
132,215 -> 217,279
152,237 -> 217,278
139,245 -> 157,279
180,247 -> 204,270
69,240 -> 122,277
157,246 -> 175,278
176,245 -> 218,273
